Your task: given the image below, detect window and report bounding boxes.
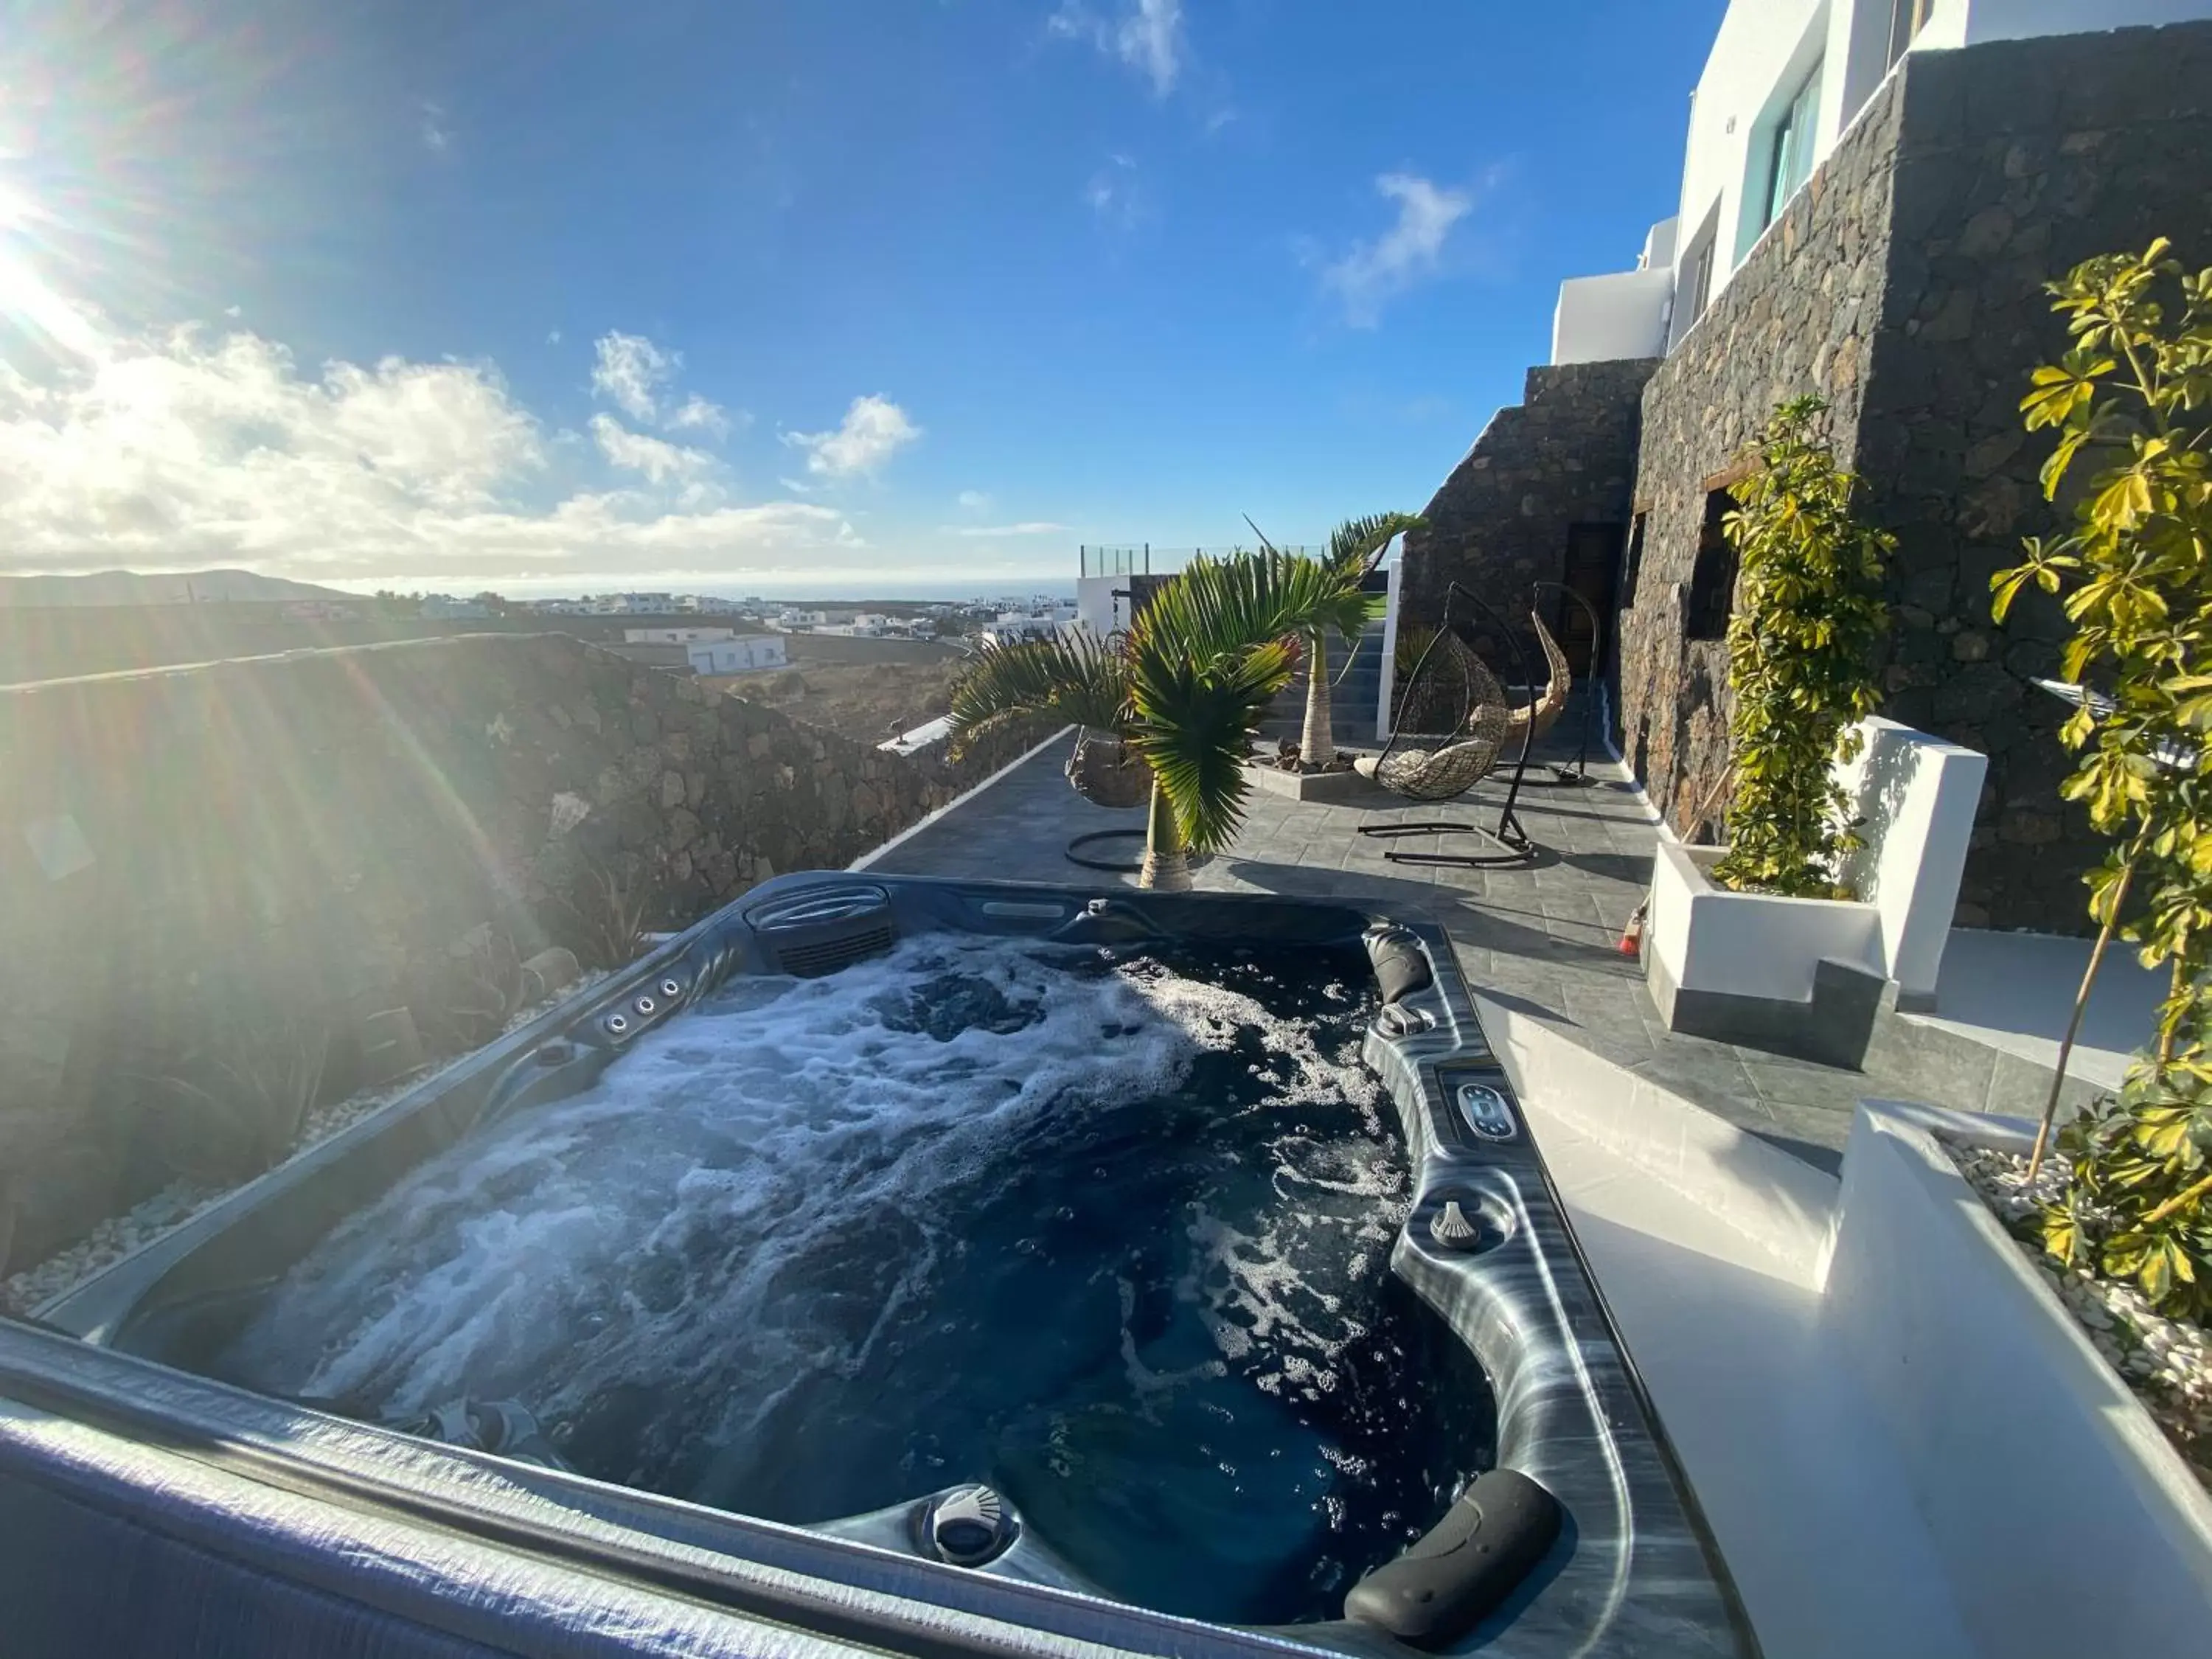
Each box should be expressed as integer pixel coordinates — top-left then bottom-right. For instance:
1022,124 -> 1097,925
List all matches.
1691,235 -> 1716,319
1887,0 -> 1933,69
1757,62 -> 1823,234
1674,218 -> 1719,344
1686,489 -> 1739,641
1621,512 -> 1649,610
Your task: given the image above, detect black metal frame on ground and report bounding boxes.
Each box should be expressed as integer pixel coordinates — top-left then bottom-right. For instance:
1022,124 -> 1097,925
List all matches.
1360,582 -> 1538,868
1517,581 -> 1604,789
1065,827 -> 1146,873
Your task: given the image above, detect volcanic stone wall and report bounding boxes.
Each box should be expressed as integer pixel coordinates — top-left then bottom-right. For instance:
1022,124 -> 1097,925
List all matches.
1397,358 -> 1657,647
1620,21 -> 2212,931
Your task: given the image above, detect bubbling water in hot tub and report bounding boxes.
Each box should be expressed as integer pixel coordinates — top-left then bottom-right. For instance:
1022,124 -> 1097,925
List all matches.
219,934 -> 1495,1624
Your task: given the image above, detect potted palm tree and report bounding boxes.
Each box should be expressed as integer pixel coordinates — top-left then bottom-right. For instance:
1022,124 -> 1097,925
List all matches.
1283,514 -> 1422,771
950,549 -> 1357,888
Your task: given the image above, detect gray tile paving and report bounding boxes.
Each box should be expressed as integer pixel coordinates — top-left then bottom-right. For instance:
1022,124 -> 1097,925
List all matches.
869,728 -> 1948,1167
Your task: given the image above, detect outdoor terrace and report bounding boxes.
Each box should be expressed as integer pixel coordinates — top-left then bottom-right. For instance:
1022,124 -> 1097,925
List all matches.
866,723 -> 2149,1174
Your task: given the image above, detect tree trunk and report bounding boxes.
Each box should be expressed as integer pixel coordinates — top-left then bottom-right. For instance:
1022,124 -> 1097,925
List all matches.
2027,857 -> 2134,1182
1138,778 -> 1193,891
1300,629 -> 1335,770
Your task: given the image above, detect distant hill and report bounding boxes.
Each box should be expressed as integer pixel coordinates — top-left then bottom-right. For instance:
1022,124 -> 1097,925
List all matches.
0,568 -> 354,608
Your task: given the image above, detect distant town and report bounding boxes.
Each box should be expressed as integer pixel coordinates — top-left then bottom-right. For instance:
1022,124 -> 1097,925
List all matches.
383,588 -> 1082,650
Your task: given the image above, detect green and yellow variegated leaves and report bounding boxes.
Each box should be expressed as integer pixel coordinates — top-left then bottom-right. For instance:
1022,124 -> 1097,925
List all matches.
1710,396 -> 1893,898
1995,241 -> 2212,1316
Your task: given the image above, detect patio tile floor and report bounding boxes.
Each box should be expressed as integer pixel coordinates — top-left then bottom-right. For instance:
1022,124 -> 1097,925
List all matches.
869,731 -> 1944,1172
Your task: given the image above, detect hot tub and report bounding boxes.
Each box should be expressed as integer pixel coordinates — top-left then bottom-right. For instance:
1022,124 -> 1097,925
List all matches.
6,873 -> 1756,1658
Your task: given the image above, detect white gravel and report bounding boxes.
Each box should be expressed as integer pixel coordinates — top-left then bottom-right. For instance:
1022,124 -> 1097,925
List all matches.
1950,1139 -> 2212,1485
1,969 -> 611,1320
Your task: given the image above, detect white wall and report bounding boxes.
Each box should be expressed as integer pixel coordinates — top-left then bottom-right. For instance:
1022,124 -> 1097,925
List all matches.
1075,574 -> 1130,640
1375,560 -> 1402,740
1552,269 -> 1674,364
686,635 -> 786,675
1833,717 -> 1987,1008
1675,0 -> 1830,316
1649,841 -> 1885,1004
1826,1106 -> 2212,1659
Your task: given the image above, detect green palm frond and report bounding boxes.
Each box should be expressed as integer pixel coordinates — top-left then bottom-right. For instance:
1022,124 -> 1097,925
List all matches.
1129,637 -> 1295,852
1324,512 -> 1424,579
1134,549 -> 1351,661
947,633 -> 1128,755
1123,549 -> 1336,850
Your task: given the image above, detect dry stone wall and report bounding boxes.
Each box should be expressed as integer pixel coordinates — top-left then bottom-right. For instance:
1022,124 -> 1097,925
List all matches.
1617,67 -> 1907,845
0,633 -> 1046,1275
1621,21 -> 2212,931
1399,358 -> 1657,647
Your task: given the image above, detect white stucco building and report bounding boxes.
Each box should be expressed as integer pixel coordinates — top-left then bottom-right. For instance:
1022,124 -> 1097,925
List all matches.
1551,0 -> 2212,366
685,635 -> 787,675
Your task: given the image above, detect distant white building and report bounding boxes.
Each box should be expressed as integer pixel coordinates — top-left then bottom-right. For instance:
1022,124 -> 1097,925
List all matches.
776,608 -> 828,630
686,634 -> 788,675
979,616 -> 1066,647
623,625 -> 736,645
816,613 -> 894,638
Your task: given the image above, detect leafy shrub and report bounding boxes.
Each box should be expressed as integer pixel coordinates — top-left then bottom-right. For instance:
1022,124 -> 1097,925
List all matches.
1992,240 -> 2212,1315
1711,397 -> 1893,897
140,1015 -> 333,1183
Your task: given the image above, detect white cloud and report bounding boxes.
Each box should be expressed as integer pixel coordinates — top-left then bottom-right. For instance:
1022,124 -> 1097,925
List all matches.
778,476 -> 817,495
1321,173 -> 1473,327
546,328 -> 562,345
0,319 -> 858,583
588,414 -> 717,486
944,521 -> 1066,538
420,103 -> 452,153
783,394 -> 919,479
589,330 -> 678,423
956,489 -> 993,512
587,334 -> 740,443
1085,153 -> 1147,230
665,392 -> 737,439
1050,0 -> 1185,98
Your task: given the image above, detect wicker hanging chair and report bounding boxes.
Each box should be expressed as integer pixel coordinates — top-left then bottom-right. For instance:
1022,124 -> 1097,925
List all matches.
1065,726 -> 1150,810
1503,613 -> 1572,748
1355,630 -> 1514,801
1354,582 -> 1540,866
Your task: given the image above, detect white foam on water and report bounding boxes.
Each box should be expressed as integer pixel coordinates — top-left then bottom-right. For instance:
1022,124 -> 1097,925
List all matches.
225,933 -> 1392,1464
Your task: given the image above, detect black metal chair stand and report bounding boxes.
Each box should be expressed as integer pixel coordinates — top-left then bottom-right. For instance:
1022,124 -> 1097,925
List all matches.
1065,828 -> 1146,874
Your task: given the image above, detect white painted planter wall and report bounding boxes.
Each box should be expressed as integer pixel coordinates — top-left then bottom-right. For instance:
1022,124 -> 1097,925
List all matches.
1646,719 -> 1987,1054
1486,990 -> 2212,1659
1827,1103 -> 2212,1658
1648,841 -> 1882,1006
1834,717 -> 1987,1009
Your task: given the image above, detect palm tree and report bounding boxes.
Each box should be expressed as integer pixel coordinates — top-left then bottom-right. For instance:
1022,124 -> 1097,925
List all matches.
1276,514 -> 1422,770
949,549 -> 1360,888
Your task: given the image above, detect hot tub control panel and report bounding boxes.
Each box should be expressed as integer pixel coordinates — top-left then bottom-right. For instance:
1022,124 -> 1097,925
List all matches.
1455,1081 -> 1519,1142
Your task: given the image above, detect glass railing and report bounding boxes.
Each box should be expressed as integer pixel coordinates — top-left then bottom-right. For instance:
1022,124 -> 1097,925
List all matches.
1078,545 -> 1318,579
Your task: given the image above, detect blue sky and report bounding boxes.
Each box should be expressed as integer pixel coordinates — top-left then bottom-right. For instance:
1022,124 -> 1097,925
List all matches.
0,1 -> 1721,595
